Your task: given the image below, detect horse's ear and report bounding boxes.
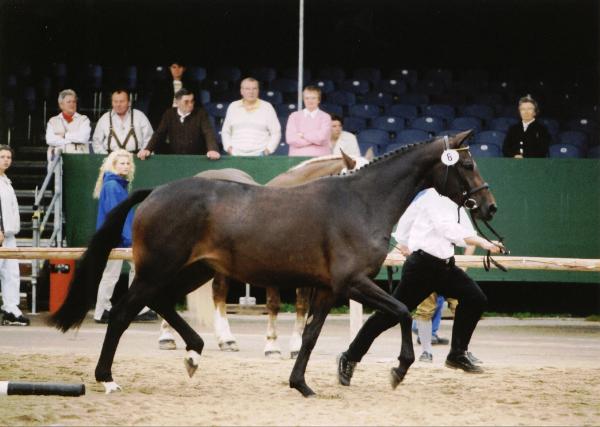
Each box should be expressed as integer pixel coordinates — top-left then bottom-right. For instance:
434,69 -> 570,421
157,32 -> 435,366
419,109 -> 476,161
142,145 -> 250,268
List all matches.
365,147 -> 375,161
453,130 -> 474,147
340,149 -> 356,170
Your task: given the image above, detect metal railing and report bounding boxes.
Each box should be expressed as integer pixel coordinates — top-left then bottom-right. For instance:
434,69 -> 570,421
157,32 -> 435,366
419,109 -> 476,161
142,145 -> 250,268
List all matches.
29,150 -> 64,313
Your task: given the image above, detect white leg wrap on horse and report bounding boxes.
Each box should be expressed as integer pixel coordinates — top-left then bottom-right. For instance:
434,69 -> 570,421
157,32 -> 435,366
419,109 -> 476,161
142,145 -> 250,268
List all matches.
184,350 -> 201,378
214,309 -> 237,349
264,313 -> 281,357
102,381 -> 122,394
158,320 -> 177,350
289,313 -> 306,358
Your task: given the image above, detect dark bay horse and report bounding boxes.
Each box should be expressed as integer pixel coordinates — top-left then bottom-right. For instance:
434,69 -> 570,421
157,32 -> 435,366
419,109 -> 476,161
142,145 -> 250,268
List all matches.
50,130 -> 498,397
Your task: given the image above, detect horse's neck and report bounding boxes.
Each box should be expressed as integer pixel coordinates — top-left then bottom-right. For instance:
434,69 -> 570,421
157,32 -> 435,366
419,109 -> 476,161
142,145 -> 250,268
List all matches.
350,142 -> 440,231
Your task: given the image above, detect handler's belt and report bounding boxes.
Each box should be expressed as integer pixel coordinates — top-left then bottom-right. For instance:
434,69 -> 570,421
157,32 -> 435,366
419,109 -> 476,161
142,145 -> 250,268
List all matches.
414,249 -> 455,267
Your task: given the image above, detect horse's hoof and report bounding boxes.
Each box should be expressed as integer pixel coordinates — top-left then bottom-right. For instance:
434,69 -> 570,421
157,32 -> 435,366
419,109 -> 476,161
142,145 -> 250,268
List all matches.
184,350 -> 201,378
290,351 -> 299,359
218,341 -> 239,352
264,350 -> 282,358
159,338 -> 177,350
102,381 -> 122,394
390,367 -> 407,389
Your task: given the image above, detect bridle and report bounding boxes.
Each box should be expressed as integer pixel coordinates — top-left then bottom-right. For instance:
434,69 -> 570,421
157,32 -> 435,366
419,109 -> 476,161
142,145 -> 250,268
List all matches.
442,136 -> 509,271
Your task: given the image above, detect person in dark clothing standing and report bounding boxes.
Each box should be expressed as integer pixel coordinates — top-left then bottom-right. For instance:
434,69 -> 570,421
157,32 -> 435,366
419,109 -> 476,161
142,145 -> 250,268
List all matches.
138,89 -> 220,160
503,95 -> 551,158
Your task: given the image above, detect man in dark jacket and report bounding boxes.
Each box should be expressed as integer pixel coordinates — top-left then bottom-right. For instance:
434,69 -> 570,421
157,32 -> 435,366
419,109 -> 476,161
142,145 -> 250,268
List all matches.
503,95 -> 551,158
138,88 -> 220,160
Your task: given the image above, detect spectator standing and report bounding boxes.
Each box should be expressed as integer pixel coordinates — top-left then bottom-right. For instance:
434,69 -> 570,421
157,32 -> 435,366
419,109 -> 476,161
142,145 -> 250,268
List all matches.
0,145 -> 29,326
503,95 -> 551,158
286,86 -> 332,156
221,78 -> 281,156
330,114 -> 360,158
45,89 -> 91,162
138,89 -> 220,160
92,90 -> 153,154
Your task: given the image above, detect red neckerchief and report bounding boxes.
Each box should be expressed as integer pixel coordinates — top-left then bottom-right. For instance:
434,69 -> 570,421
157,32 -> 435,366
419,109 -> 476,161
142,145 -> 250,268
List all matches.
62,112 -> 74,123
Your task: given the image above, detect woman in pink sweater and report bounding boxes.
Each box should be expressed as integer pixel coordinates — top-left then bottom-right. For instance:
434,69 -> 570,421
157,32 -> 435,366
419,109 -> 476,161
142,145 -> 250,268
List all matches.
286,86 -> 332,157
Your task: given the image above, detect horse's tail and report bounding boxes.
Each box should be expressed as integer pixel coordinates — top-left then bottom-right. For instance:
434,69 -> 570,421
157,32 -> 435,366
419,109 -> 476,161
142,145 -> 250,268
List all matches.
48,189 -> 153,332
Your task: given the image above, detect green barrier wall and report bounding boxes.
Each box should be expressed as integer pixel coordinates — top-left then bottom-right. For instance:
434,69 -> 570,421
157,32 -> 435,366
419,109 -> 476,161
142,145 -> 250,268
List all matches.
63,155 -> 600,283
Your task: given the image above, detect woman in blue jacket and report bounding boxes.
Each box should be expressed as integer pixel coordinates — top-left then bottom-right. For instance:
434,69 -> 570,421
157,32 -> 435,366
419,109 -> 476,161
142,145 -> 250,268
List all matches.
92,149 -> 156,323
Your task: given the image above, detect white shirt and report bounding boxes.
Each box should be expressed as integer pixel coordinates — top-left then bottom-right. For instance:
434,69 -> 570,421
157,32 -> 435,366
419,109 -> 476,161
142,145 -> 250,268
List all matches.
303,108 -> 320,119
522,119 -> 535,132
393,188 -> 476,259
92,108 -> 153,153
177,109 -> 191,123
45,112 -> 91,147
221,99 -> 281,156
0,174 -> 20,236
331,131 -> 361,158
172,80 -> 183,107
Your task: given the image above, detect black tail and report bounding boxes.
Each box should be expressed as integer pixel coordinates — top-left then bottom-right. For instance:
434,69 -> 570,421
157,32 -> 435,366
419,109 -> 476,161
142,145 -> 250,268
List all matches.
48,189 -> 153,332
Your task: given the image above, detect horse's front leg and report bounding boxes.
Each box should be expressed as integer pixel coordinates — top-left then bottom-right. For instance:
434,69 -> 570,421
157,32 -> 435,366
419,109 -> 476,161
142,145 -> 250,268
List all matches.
289,288 -> 336,397
212,273 -> 238,352
264,287 -> 282,357
289,287 -> 309,359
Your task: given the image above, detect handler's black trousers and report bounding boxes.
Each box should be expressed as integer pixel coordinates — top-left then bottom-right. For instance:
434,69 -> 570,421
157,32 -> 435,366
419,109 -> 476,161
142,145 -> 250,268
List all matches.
346,250 -> 487,362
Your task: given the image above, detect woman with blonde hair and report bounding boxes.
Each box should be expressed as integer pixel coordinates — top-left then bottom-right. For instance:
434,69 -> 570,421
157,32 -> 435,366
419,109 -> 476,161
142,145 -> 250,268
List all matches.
93,149 -> 156,323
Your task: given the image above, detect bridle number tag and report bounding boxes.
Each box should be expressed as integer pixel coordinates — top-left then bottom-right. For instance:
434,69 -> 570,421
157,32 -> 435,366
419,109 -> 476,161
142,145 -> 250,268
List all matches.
441,149 -> 460,166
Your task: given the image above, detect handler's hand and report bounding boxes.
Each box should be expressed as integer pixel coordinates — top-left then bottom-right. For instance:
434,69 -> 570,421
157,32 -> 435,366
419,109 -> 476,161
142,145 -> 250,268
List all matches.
483,240 -> 504,254
137,149 -> 151,160
399,244 -> 411,256
206,150 -> 221,160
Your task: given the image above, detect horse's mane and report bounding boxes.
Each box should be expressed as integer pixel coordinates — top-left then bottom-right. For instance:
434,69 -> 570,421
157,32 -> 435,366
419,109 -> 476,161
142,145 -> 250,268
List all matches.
288,154 -> 344,171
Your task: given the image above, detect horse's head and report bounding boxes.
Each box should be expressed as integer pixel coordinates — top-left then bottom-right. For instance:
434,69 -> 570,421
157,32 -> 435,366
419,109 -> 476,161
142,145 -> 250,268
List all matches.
431,130 -> 498,221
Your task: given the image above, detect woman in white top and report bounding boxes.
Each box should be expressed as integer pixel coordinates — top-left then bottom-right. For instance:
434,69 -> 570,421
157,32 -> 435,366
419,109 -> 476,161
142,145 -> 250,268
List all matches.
329,114 -> 361,158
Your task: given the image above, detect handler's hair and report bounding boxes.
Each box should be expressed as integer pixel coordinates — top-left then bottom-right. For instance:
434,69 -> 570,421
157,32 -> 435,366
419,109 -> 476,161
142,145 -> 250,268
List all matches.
93,149 -> 135,199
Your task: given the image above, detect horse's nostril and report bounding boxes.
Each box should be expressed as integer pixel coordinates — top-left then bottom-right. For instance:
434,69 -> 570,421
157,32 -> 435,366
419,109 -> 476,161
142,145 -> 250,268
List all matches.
489,204 -> 498,214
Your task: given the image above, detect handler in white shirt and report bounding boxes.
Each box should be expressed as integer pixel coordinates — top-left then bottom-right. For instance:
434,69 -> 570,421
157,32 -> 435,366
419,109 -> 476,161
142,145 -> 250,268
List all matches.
330,114 -> 361,158
221,78 -> 281,156
337,188 -> 503,386
45,89 -> 91,162
92,90 -> 153,153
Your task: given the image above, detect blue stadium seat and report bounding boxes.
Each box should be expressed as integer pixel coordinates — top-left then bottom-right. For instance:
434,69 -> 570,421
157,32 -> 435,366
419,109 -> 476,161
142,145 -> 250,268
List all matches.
460,104 -> 494,122
566,118 -> 599,135
358,142 -> 379,157
349,104 -> 380,120
270,78 -> 298,94
450,117 -> 482,133
319,103 -> 343,116
317,67 -> 345,83
273,142 -> 289,156
436,129 -> 464,138
495,104 -> 519,118
377,79 -> 407,95
557,131 -> 587,150
187,66 -> 207,83
311,79 -> 335,94
469,144 -> 503,158
213,66 -> 242,82
199,90 -> 211,105
344,117 -> 367,134
473,130 -> 506,148
395,129 -> 430,145
249,67 -> 277,83
410,116 -> 445,135
363,91 -> 393,107
204,102 -> 230,118
326,91 -> 356,107
370,116 -> 405,133
385,104 -> 418,120
357,129 -> 392,148
275,103 -> 297,116
353,68 -> 382,84
389,69 -> 418,86
263,90 -> 283,105
489,117 -> 518,132
422,104 -> 455,122
397,93 -> 429,106
341,79 -> 370,95
587,145 -> 600,158
539,118 -> 560,137
549,144 -> 583,158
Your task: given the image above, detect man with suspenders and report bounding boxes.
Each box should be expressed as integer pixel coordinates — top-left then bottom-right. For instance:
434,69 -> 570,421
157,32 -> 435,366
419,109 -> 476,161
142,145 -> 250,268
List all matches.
92,90 -> 153,154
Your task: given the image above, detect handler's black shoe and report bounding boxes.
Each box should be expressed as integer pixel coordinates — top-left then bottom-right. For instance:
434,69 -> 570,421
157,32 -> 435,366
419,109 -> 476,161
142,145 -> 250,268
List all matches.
1,312 -> 30,326
466,351 -> 483,365
445,351 -> 484,373
133,310 -> 158,322
336,352 -> 356,386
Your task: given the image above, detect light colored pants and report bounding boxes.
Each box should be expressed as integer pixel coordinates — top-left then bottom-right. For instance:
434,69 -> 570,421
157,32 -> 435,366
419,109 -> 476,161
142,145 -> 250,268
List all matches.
0,235 -> 23,317
414,293 -> 458,320
94,259 -> 136,320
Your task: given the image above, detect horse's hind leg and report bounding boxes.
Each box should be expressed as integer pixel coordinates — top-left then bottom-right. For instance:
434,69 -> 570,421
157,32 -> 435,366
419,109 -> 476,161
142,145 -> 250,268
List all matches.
289,287 -> 309,359
264,287 -> 282,358
95,277 -> 158,394
212,274 -> 239,352
289,288 -> 336,397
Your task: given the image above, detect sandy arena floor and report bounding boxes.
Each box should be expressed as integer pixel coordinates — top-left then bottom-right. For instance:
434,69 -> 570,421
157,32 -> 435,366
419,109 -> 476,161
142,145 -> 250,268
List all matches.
1,313 -> 599,426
